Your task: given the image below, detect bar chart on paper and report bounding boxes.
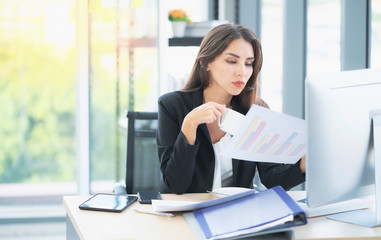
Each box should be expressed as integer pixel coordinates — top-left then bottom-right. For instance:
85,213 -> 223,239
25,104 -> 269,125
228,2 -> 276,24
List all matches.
221,105 -> 306,164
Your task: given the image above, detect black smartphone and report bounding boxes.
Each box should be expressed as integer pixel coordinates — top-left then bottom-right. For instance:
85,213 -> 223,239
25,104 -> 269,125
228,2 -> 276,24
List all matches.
137,191 -> 162,204
79,193 -> 137,213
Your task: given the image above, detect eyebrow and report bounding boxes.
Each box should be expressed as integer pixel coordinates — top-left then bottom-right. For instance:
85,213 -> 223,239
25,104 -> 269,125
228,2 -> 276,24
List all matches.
225,52 -> 255,60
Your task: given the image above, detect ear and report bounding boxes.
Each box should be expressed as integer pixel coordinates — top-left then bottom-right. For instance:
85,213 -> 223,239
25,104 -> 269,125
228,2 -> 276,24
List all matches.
200,59 -> 209,71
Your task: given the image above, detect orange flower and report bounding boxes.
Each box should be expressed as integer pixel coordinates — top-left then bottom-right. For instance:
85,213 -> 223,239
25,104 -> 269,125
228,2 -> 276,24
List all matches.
168,9 -> 191,23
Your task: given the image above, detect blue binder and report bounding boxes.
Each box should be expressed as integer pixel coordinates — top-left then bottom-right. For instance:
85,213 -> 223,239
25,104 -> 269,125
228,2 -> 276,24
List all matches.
192,186 -> 307,240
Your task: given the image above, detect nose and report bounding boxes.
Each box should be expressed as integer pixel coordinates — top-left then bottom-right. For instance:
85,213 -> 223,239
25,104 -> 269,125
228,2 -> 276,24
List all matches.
236,62 -> 246,77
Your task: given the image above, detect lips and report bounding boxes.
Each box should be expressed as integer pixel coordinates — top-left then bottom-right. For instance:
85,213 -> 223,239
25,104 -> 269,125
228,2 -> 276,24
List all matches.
233,80 -> 245,87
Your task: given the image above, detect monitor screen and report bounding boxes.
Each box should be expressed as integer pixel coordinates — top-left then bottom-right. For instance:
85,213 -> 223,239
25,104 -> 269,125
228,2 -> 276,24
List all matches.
305,68 -> 381,209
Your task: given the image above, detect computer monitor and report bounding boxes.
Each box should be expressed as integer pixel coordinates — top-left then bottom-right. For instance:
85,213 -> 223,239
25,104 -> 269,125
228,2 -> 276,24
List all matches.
305,68 -> 381,227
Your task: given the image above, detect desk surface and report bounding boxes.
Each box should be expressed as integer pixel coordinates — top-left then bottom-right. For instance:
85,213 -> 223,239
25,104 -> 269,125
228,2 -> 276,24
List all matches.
63,191 -> 381,240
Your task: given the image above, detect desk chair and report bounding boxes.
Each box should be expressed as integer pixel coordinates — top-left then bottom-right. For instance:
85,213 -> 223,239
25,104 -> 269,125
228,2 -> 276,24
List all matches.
124,111 -> 161,194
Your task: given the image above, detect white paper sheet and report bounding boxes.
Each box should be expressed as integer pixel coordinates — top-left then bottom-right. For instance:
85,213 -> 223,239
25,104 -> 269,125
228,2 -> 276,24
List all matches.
220,104 -> 306,164
151,189 -> 255,212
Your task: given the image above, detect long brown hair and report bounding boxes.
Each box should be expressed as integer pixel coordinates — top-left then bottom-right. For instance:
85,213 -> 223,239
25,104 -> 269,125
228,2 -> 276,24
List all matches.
183,23 -> 263,112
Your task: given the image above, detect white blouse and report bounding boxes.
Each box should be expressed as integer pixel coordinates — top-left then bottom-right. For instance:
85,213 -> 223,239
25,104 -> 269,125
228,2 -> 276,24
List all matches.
212,133 -> 233,190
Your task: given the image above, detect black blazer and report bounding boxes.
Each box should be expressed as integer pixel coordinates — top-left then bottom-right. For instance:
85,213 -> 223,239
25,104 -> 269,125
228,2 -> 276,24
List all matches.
156,89 -> 305,194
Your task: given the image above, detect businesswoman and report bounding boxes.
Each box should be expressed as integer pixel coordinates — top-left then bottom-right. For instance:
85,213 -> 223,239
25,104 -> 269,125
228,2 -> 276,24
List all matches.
156,24 -> 305,194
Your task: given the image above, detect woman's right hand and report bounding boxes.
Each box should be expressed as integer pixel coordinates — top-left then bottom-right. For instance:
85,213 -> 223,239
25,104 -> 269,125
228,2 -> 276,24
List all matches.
181,102 -> 226,145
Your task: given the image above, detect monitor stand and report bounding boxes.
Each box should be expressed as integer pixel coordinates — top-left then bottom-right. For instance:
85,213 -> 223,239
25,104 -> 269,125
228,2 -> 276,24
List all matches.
298,197 -> 372,218
326,111 -> 381,227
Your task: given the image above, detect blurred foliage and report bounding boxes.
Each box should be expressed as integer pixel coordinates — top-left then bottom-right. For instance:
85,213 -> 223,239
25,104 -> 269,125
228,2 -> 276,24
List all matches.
0,0 -> 158,184
0,39 -> 76,183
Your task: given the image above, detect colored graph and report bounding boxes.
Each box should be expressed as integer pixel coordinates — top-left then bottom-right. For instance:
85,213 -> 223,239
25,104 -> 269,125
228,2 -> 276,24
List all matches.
222,104 -> 306,164
235,116 -> 305,157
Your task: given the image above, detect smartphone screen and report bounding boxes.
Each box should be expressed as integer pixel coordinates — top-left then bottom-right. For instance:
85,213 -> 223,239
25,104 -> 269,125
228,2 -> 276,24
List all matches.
79,193 -> 137,213
137,191 -> 162,204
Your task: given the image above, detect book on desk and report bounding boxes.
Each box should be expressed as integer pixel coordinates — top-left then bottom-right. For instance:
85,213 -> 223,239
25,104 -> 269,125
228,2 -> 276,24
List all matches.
154,186 -> 307,240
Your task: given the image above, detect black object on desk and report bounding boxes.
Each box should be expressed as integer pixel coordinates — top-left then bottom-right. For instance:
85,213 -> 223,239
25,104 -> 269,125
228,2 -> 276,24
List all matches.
137,191 -> 162,204
79,193 -> 137,213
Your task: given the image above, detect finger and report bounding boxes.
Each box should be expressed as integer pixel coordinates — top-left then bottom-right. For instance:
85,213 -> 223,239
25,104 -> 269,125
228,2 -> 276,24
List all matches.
214,103 -> 227,112
193,102 -> 226,123
205,107 -> 223,123
205,101 -> 226,111
212,107 -> 223,119
204,108 -> 217,123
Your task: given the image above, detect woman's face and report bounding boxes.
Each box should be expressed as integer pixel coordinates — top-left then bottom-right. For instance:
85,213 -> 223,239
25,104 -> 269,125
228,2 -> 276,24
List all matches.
207,38 -> 254,96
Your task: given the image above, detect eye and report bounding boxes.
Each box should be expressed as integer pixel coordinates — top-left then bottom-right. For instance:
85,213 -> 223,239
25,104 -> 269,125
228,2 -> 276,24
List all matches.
245,63 -> 253,67
226,60 -> 237,64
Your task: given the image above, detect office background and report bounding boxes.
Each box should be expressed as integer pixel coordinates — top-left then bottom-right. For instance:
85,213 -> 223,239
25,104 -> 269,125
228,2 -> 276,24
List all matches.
0,0 -> 380,239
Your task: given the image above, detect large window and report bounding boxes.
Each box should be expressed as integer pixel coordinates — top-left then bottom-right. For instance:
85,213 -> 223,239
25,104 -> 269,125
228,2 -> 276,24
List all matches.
0,0 -> 76,199
260,0 -> 284,112
89,0 -> 160,191
88,0 -> 120,191
372,0 -> 381,68
307,0 -> 341,75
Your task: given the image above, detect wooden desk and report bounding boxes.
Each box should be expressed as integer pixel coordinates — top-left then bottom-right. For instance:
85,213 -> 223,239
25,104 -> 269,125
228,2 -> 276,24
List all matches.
63,192 -> 381,240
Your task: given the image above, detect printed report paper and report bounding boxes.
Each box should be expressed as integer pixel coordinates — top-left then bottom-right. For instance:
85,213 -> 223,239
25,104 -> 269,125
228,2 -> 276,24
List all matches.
220,104 -> 306,164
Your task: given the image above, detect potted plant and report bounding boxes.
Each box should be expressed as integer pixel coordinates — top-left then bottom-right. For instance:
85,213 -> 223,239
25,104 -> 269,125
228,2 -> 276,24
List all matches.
168,9 -> 191,37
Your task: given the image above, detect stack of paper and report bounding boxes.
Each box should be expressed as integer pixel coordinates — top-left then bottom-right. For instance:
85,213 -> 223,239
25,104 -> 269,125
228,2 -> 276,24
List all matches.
192,186 -> 306,239
154,186 -> 307,240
